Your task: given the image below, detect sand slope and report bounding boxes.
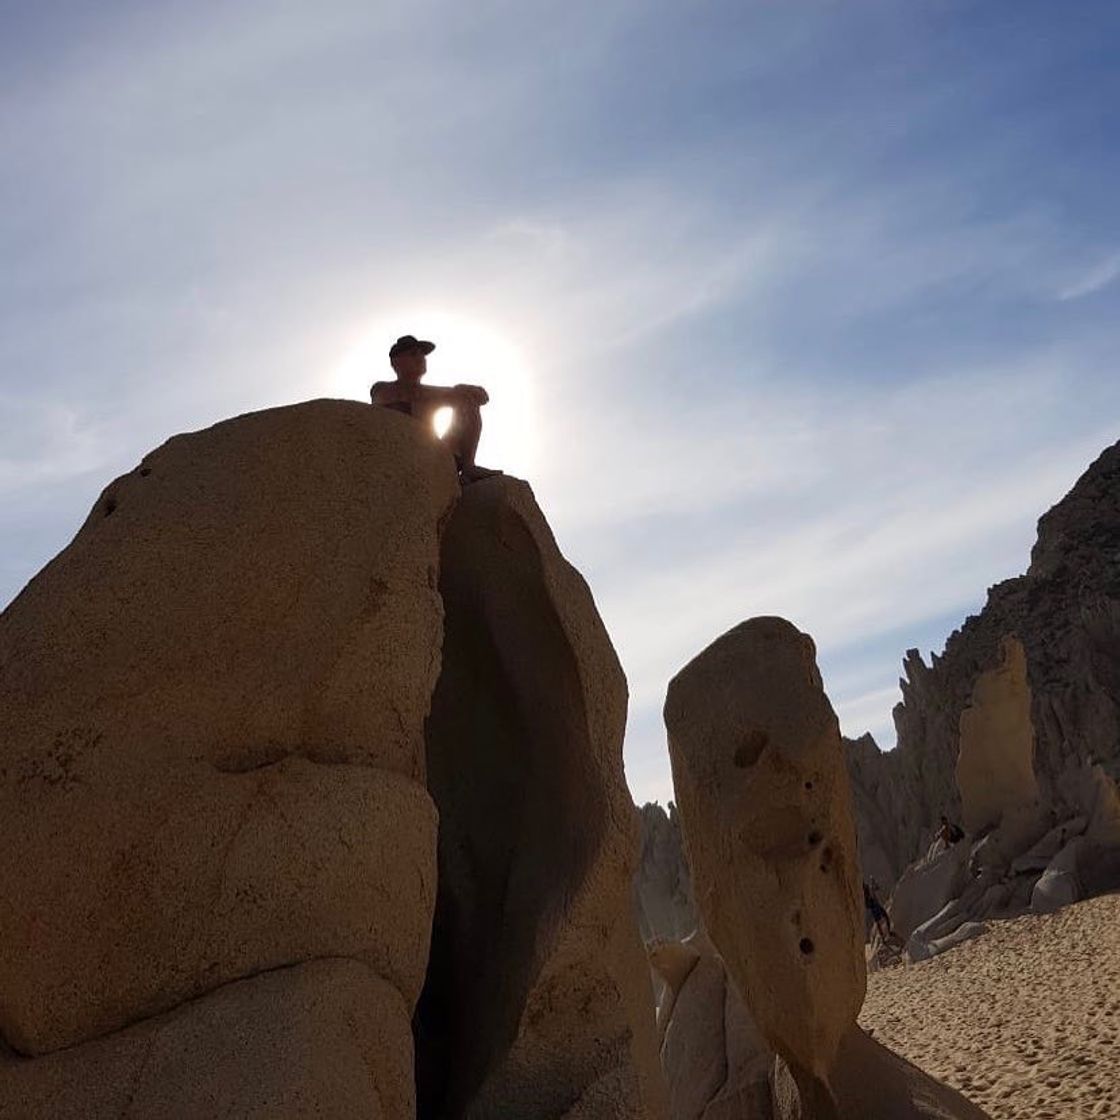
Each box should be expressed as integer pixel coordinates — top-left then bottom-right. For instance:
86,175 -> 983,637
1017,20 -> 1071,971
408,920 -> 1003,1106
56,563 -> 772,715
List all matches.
860,893 -> 1120,1119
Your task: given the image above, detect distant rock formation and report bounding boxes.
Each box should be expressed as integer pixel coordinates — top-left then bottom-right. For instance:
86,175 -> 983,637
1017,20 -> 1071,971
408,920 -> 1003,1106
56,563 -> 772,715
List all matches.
841,440 -> 1120,952
0,402 -> 666,1119
636,802 -> 697,942
648,933 -> 772,1120
665,616 -> 990,1119
866,440 -> 1120,872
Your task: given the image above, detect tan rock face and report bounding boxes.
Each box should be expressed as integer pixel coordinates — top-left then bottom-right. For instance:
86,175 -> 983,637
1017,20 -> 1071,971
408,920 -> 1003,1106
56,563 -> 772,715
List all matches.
418,477 -> 666,1120
664,617 -> 865,1094
860,439 -> 1120,872
956,636 -> 1041,835
0,960 -> 415,1119
650,933 -> 773,1120
0,402 -> 455,1084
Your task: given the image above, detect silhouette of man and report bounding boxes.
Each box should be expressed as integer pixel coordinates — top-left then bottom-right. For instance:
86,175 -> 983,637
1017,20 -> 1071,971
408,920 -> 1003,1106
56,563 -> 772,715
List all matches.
370,334 -> 500,483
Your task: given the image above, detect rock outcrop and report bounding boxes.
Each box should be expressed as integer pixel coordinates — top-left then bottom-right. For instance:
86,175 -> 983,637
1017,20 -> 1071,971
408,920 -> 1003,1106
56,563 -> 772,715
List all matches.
862,440 -> 1120,872
0,402 -> 666,1119
420,477 -> 666,1120
664,617 -> 866,1107
665,616 -> 990,1119
956,636 -> 1042,838
0,401 -> 453,1115
648,934 -> 772,1120
636,802 -> 698,942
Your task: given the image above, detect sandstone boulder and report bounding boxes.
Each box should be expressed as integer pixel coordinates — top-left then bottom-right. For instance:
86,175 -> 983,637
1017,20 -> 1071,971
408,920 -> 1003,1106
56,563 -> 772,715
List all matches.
0,400 -> 453,1111
420,477 -> 666,1120
664,617 -> 865,1103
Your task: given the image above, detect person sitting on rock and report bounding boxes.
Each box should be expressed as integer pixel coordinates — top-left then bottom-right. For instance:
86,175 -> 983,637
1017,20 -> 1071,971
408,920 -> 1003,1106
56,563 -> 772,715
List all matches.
935,814 -> 965,848
863,880 -> 894,943
370,334 -> 501,484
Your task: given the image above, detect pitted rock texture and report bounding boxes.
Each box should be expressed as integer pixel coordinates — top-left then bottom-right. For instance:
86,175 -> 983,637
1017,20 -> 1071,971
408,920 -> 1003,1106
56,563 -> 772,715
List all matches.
665,617 -> 992,1119
664,617 -> 865,1101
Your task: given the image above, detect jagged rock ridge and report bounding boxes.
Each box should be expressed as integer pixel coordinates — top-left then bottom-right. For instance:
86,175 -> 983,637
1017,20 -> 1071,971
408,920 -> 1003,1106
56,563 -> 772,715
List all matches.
854,439 -> 1120,874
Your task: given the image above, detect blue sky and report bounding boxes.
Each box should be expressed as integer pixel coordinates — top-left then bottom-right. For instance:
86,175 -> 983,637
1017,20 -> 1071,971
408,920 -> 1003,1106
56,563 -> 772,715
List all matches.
3,1 -> 1119,803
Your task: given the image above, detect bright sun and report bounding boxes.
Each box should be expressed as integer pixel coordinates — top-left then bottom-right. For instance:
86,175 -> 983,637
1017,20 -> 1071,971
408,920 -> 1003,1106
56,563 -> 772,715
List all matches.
331,310 -> 538,477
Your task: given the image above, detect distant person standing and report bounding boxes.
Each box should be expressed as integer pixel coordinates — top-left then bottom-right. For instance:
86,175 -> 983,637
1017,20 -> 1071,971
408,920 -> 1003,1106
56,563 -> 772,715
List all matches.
863,880 -> 894,943
370,334 -> 501,483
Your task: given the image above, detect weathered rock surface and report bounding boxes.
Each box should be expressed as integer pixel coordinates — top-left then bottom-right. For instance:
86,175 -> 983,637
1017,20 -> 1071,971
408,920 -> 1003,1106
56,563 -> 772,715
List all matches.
649,934 -> 772,1120
636,802 -> 698,943
0,961 -> 415,1119
666,616 -> 990,1119
0,400 -> 453,1113
860,440 -> 1120,872
1,404 -> 666,1118
956,636 -> 1042,836
665,617 -> 866,1103
423,477 -> 666,1120
844,733 -> 905,892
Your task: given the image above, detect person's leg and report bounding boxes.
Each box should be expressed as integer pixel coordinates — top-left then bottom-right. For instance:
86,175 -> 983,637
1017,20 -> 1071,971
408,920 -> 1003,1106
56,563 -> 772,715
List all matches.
444,402 -> 483,469
443,402 -> 500,482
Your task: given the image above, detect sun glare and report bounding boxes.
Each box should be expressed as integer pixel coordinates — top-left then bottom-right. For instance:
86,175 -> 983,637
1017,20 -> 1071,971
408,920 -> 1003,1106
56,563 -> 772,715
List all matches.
332,310 -> 538,477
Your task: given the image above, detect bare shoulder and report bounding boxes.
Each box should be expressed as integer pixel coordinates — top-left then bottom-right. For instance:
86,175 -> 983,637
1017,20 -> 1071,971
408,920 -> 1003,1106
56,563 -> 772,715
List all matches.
370,380 -> 396,403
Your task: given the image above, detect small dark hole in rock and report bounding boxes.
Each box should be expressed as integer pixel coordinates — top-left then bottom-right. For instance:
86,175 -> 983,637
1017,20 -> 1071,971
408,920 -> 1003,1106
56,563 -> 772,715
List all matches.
733,728 -> 769,769
139,467 -> 151,477
804,781 -> 813,791
808,830 -> 822,846
103,497 -> 117,517
799,938 -> 814,955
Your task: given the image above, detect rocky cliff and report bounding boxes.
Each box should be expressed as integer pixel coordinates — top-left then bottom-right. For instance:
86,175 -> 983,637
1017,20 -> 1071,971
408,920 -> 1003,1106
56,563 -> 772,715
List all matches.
0,401 -> 666,1120
854,439 -> 1120,877
635,802 -> 697,943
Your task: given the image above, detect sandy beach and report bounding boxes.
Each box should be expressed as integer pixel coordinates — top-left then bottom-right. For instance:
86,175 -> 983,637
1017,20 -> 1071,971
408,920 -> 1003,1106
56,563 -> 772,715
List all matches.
860,892 -> 1120,1119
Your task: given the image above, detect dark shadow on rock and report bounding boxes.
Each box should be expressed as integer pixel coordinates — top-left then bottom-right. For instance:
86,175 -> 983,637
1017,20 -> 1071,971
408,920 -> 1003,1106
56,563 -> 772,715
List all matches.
415,479 -> 607,1120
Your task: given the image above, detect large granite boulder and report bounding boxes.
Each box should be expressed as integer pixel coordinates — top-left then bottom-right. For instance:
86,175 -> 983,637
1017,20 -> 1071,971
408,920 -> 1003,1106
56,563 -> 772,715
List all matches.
0,401 -> 457,1112
422,477 -> 667,1120
1,404 -> 666,1119
665,616 -> 991,1119
664,617 -> 865,1107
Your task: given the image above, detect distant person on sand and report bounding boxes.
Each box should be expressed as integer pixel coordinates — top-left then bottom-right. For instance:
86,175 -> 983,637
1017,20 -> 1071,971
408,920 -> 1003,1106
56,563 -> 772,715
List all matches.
863,880 -> 894,942
370,334 -> 501,483
936,814 -> 965,848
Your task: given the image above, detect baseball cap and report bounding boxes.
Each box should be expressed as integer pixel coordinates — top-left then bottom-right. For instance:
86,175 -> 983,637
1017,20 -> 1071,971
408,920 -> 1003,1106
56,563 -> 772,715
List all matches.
389,334 -> 435,359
